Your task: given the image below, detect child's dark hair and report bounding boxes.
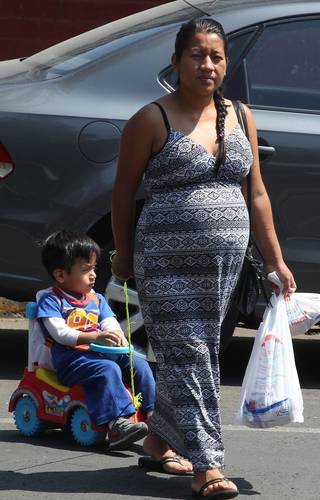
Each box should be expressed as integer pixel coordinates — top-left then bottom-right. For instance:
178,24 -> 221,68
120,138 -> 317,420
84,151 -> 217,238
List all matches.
41,229 -> 101,278
175,18 -> 229,172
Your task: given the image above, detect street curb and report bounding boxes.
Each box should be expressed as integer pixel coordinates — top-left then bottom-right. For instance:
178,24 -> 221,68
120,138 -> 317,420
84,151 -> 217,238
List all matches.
0,317 -> 28,330
0,318 -> 319,339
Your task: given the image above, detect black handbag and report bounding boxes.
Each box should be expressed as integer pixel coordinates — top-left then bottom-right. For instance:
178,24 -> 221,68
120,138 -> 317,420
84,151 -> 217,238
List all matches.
233,100 -> 269,317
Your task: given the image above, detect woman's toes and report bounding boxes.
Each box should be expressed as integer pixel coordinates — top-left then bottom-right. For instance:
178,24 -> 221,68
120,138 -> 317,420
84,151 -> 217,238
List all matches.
142,435 -> 193,475
204,478 -> 237,496
162,456 -> 193,475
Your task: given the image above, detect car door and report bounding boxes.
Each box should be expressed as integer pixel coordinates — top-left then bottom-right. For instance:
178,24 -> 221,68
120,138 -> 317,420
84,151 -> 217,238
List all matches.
225,16 -> 320,294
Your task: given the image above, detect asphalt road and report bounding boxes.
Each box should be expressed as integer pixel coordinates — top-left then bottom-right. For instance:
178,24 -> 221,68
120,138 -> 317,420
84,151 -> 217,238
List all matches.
0,323 -> 319,500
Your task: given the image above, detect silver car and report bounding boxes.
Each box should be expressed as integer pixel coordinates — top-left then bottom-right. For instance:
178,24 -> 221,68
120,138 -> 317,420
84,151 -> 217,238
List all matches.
0,0 -> 319,346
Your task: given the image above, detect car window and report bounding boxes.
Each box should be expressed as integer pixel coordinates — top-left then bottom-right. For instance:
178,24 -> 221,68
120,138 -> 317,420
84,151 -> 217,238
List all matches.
245,18 -> 320,111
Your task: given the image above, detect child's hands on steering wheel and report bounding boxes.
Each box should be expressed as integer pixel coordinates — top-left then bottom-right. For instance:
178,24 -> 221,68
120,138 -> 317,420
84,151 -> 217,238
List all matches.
97,329 -> 128,347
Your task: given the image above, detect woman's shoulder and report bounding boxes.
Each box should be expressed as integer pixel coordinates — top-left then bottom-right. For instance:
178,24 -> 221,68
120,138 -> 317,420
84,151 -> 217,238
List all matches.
131,96 -> 172,121
125,100 -> 168,133
227,98 -> 254,121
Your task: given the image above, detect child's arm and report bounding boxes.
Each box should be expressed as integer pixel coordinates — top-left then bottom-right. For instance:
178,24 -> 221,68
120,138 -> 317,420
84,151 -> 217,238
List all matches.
42,317 -> 125,346
42,317 -> 102,345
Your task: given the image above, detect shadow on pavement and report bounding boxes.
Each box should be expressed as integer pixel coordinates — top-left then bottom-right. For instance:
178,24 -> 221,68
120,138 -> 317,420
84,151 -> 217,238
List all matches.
0,429 -> 259,497
0,427 -> 145,457
0,466 -> 258,498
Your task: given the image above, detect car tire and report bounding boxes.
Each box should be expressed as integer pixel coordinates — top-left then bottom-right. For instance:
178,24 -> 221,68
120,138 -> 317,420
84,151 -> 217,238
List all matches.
219,301 -> 240,357
93,240 -> 114,294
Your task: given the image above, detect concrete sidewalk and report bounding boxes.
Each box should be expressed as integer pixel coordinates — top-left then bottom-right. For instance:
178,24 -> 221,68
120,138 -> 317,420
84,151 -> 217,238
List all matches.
1,316 -> 319,340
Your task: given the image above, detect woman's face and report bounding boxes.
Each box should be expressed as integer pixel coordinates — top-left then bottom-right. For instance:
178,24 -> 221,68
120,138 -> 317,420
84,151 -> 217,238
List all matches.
173,32 -> 227,95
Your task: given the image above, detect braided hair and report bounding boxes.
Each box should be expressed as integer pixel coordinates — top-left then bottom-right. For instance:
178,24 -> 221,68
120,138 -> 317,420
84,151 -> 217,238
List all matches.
174,18 -> 229,171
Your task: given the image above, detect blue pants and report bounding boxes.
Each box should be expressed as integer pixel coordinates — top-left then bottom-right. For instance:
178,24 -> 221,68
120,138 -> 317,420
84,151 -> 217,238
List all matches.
52,346 -> 156,426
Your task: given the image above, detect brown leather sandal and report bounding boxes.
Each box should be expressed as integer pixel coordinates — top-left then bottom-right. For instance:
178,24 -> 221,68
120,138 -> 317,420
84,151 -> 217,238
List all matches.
191,477 -> 239,499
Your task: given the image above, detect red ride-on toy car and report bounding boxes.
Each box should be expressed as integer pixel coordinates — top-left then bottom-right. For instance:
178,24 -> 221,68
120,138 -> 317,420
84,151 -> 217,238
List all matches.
8,302 -> 145,446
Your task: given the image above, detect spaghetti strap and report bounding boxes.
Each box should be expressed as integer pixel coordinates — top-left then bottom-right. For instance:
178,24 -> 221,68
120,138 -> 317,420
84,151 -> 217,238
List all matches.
151,101 -> 171,135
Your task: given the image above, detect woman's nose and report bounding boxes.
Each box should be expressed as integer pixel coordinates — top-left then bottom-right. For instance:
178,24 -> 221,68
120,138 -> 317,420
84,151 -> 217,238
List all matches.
201,55 -> 214,70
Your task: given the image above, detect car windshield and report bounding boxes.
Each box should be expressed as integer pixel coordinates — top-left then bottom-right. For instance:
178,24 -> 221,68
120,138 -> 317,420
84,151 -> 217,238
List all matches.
26,27 -> 169,79
0,4 -> 195,84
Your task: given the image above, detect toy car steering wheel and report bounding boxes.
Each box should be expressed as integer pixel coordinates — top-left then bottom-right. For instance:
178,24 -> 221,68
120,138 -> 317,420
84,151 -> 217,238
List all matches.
89,343 -> 134,360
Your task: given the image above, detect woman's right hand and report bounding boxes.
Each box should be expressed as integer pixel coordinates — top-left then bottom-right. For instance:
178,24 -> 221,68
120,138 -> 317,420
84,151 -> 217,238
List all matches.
111,253 -> 134,282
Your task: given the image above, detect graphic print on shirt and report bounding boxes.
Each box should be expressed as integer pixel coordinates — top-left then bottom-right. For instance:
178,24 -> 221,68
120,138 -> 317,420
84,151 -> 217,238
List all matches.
65,307 -> 99,333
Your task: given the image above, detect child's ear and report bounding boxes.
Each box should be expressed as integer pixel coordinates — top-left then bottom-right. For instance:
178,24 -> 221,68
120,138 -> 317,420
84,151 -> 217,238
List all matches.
52,268 -> 65,284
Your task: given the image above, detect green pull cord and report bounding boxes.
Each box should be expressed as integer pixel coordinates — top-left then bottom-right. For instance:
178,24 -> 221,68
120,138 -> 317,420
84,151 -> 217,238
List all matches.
123,281 -> 142,411
109,251 -> 142,411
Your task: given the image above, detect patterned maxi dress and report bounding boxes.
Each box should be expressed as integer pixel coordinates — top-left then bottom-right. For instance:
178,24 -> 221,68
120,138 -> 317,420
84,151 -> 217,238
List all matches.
134,103 -> 253,471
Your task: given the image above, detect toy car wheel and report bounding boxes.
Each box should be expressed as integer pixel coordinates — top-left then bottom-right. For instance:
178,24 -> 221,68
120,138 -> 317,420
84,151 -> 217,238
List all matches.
70,407 -> 106,446
14,396 -> 46,436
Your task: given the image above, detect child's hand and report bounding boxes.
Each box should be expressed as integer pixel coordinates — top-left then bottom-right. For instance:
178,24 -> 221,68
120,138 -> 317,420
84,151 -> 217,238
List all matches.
97,329 -> 128,347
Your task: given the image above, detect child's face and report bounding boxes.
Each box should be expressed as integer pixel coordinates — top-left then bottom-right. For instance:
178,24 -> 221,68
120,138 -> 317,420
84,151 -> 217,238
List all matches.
54,252 -> 97,297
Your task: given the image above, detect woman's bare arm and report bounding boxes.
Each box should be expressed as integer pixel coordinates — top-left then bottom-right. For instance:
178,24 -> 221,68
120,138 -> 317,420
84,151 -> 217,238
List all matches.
111,105 -> 160,279
242,105 -> 296,295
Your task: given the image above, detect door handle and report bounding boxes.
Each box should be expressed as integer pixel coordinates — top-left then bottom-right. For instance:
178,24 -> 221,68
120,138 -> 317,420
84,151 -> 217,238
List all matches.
258,145 -> 275,156
258,140 -> 276,162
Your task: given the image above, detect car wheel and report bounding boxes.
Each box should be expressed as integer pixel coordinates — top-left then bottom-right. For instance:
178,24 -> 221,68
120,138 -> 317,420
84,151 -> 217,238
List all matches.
219,301 -> 240,357
93,240 -> 114,294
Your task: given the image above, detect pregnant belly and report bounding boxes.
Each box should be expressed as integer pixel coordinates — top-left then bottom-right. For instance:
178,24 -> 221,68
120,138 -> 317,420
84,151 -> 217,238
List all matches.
141,187 -> 248,232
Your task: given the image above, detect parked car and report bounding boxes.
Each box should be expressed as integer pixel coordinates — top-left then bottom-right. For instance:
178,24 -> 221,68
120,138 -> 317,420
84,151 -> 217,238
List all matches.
0,0 -> 319,347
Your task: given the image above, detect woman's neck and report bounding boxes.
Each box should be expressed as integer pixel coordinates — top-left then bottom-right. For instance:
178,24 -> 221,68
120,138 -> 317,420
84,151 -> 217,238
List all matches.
174,87 -> 215,113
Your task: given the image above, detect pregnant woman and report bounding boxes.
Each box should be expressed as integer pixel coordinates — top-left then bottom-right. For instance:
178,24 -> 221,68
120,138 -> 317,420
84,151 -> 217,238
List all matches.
111,18 -> 295,499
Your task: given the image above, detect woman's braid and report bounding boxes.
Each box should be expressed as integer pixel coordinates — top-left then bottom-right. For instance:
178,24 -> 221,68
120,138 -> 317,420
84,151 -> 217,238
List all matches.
214,88 -> 228,172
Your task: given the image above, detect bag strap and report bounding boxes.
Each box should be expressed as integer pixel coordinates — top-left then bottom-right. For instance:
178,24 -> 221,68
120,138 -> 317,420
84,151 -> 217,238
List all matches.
233,100 -> 251,220
233,101 -> 265,263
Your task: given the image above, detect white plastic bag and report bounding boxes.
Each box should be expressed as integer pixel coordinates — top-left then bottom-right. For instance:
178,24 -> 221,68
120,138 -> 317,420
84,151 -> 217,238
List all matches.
237,289 -> 304,428
268,271 -> 320,336
285,294 -> 320,336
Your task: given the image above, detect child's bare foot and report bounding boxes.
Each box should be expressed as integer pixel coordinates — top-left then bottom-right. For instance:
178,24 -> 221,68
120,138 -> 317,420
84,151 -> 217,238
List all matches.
192,469 -> 238,498
142,434 -> 193,475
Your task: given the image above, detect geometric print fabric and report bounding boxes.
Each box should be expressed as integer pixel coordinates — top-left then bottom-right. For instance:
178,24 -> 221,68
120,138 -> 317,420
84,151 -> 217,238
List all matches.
134,118 -> 252,470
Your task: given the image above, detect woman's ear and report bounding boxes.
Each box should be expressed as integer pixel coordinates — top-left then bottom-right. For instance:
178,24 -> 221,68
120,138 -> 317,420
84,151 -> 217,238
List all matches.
171,53 -> 177,69
53,268 -> 65,284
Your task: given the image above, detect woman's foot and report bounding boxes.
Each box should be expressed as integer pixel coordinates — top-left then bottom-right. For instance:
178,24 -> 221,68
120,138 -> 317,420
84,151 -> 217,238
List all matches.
192,470 -> 238,498
142,434 -> 193,475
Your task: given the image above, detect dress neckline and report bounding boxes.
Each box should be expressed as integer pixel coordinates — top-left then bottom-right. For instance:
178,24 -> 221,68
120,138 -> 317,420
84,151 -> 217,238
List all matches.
171,123 -> 241,159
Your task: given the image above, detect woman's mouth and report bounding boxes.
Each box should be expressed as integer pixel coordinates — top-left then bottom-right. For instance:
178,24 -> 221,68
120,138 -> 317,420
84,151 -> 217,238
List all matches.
198,75 -> 215,83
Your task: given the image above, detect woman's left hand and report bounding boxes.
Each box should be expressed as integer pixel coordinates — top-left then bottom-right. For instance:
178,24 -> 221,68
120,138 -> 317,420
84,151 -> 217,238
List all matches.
265,261 -> 297,297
